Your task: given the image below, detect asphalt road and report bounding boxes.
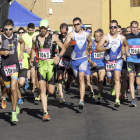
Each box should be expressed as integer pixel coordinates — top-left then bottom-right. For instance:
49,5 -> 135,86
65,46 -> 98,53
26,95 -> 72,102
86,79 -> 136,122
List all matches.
0,83 -> 140,140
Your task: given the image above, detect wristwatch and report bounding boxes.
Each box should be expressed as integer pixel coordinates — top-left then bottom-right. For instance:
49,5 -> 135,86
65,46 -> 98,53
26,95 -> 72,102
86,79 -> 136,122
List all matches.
57,54 -> 62,59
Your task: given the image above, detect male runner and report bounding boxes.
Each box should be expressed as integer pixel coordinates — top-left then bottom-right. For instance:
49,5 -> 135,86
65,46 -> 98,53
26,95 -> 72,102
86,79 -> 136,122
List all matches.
126,26 -> 131,34
96,20 -> 129,107
0,19 -> 24,122
22,23 -> 38,99
17,28 -> 30,104
126,21 -> 140,107
57,23 -> 73,104
30,19 -> 66,121
89,30 -> 106,103
117,26 -> 128,100
0,55 -> 6,109
64,17 -> 92,109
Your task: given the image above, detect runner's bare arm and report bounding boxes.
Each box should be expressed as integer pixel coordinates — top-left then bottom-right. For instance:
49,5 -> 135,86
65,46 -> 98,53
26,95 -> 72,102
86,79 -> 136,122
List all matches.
86,32 -> 92,49
18,35 -> 25,59
0,36 -> 9,56
122,35 -> 129,54
64,32 -> 74,49
96,35 -> 108,52
25,44 -> 31,55
53,34 -> 66,57
30,36 -> 36,61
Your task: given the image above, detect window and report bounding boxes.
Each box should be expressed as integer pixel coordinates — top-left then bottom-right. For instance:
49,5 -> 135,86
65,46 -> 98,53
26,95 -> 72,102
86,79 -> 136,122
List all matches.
52,0 -> 63,2
131,0 -> 140,6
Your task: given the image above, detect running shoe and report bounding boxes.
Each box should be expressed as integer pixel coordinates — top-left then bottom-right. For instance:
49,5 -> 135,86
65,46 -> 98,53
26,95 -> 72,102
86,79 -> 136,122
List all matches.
60,97 -> 66,104
35,94 -> 41,101
120,93 -> 128,101
111,86 -> 115,96
129,99 -> 137,107
78,101 -> 84,109
12,112 -> 18,122
89,91 -> 95,98
17,99 -> 23,105
65,83 -> 70,91
16,105 -> 20,115
30,92 -> 35,99
114,99 -> 121,108
1,97 -> 6,109
42,112 -> 50,121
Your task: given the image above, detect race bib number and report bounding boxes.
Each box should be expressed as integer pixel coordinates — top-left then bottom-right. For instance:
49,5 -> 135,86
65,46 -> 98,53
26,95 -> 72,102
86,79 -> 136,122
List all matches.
59,58 -> 71,69
19,60 -> 23,69
94,51 -> 104,59
4,64 -> 16,77
106,61 -> 116,71
39,49 -> 50,60
130,45 -> 140,55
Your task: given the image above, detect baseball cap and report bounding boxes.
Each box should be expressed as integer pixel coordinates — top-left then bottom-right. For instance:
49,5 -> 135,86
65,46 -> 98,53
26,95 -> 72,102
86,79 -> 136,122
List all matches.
81,25 -> 86,29
40,19 -> 49,28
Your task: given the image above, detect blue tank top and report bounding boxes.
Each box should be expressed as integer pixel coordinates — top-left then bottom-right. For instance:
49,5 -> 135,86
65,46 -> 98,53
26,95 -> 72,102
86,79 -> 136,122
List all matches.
126,32 -> 140,63
104,34 -> 122,61
71,31 -> 87,60
91,41 -> 104,67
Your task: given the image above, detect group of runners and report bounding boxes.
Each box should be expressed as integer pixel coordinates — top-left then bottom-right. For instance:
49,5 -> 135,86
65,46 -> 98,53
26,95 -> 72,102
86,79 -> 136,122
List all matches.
0,17 -> 140,123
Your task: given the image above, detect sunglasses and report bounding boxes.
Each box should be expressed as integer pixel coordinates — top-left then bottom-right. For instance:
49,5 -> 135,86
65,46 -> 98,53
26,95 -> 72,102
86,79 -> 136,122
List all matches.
109,26 -> 118,29
18,32 -> 24,34
4,28 -> 13,31
74,23 -> 80,27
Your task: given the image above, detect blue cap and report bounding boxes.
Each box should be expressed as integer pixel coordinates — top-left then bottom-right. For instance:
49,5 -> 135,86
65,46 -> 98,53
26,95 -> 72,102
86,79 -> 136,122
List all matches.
85,30 -> 91,34
81,25 -> 86,29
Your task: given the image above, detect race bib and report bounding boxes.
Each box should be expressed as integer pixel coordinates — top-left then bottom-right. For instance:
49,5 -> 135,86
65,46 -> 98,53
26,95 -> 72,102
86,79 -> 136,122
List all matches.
59,58 -> 71,69
19,60 -> 23,69
4,64 -> 16,77
106,61 -> 116,71
39,48 -> 50,60
130,45 -> 140,55
94,51 -> 104,59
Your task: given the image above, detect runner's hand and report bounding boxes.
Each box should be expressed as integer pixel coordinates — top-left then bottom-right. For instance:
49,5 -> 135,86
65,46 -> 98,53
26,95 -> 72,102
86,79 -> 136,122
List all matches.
3,51 -> 9,56
30,59 -> 34,68
19,53 -> 24,60
92,62 -> 97,67
54,56 -> 60,64
126,53 -> 130,57
122,54 -> 126,60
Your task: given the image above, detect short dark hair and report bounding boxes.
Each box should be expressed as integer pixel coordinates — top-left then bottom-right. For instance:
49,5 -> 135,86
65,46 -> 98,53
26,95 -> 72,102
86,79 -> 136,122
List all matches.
94,30 -> 101,37
86,27 -> 92,31
73,17 -> 82,23
60,23 -> 68,31
27,23 -> 35,29
97,28 -> 104,34
18,27 -> 26,32
118,25 -> 122,29
3,19 -> 14,27
122,28 -> 126,33
110,20 -> 118,26
126,26 -> 131,29
130,21 -> 139,27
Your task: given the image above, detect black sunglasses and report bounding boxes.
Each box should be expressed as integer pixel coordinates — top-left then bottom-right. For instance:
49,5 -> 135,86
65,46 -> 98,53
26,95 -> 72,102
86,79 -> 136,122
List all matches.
74,23 -> 80,27
4,28 -> 13,31
18,32 -> 24,34
109,26 -> 118,29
